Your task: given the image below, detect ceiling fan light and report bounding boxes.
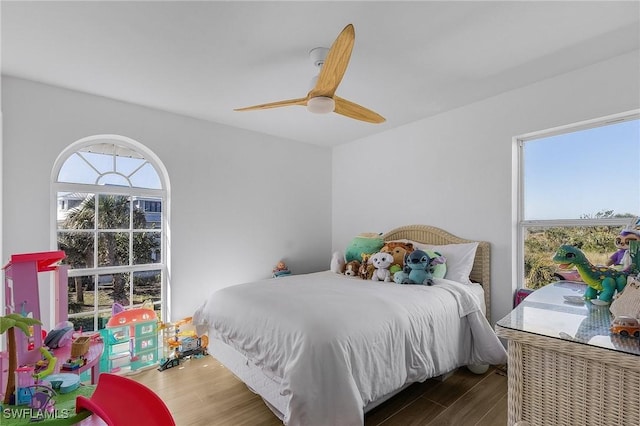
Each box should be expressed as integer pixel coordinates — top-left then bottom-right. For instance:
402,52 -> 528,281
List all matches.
307,96 -> 335,114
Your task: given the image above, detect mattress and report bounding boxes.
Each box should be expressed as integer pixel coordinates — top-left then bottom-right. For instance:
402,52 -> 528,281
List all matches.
194,271 -> 506,426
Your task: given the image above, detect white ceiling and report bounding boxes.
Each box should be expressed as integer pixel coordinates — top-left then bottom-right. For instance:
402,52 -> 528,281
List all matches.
2,1 -> 639,147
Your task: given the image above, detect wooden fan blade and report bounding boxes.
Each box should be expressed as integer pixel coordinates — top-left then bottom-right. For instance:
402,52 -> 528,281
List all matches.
235,97 -> 308,111
309,24 -> 355,99
333,96 -> 385,123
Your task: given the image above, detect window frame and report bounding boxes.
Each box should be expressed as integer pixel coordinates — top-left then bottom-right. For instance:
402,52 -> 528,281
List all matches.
51,135 -> 170,329
514,110 -> 640,289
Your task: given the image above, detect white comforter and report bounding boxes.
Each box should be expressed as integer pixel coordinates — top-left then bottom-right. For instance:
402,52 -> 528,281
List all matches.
193,271 -> 507,426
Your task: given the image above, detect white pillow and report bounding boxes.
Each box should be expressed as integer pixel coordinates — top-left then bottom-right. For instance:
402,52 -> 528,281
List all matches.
422,242 -> 478,284
387,239 -> 478,284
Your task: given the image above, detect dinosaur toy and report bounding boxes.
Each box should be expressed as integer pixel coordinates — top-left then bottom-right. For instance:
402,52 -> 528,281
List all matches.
552,244 -> 630,303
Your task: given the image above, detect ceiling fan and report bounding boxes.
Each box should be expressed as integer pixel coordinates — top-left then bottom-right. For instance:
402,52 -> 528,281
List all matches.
235,24 -> 385,124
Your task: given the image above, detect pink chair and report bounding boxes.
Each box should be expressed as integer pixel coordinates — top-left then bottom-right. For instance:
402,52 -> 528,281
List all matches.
75,373 -> 175,426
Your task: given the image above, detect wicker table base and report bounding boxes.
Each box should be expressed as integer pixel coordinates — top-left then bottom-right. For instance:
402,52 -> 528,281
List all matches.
496,282 -> 640,426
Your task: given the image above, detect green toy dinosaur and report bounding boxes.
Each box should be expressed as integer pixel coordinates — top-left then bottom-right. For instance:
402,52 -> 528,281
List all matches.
553,245 -> 630,303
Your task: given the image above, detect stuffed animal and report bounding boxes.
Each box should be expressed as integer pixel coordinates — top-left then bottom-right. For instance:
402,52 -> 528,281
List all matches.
607,217 -> 640,270
359,253 -> 374,280
345,233 -> 385,263
380,241 -> 415,275
394,249 -> 445,286
369,252 -> 394,282
344,260 -> 361,277
330,251 -> 346,274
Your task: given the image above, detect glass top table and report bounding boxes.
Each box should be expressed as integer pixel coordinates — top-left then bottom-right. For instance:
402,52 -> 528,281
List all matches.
496,281 -> 640,357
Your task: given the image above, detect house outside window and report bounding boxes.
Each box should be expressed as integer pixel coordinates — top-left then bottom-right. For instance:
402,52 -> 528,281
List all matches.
52,136 -> 169,331
516,111 -> 639,290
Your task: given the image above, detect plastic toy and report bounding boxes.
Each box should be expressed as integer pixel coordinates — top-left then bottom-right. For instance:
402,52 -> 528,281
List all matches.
14,365 -> 36,405
47,373 -> 80,394
28,385 -> 57,421
610,316 -> 640,338
3,251 -> 68,367
553,245 -> 630,303
33,347 -> 57,380
272,261 -> 291,277
158,317 -> 208,371
394,249 -> 445,286
100,306 -> 158,374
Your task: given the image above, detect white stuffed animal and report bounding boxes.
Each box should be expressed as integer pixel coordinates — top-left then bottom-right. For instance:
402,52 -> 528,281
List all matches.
370,252 -> 394,282
330,251 -> 346,274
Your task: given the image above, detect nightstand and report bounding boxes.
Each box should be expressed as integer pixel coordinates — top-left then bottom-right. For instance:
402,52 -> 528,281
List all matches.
496,281 -> 640,426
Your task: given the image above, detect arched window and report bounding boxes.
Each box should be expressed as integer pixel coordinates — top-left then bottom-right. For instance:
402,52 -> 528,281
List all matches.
52,135 -> 169,331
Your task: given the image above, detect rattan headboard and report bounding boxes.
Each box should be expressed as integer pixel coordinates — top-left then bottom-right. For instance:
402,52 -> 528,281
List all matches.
382,224 -> 491,322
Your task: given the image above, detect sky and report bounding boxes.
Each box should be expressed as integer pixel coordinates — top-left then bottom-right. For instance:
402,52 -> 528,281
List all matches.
524,118 -> 639,221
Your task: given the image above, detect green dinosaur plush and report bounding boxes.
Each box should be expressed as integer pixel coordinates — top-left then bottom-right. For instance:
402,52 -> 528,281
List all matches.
553,245 -> 629,303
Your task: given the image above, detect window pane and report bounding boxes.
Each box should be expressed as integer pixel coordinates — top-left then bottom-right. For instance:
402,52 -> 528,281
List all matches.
67,275 -> 96,314
524,225 -> 624,289
57,193 -> 95,229
132,270 -> 162,307
129,163 -> 162,189
58,154 -> 99,184
133,232 -> 161,265
97,173 -> 130,187
523,119 -> 639,220
133,198 -> 162,229
97,194 -> 130,229
58,232 -> 95,268
98,232 -> 129,266
99,272 -> 130,307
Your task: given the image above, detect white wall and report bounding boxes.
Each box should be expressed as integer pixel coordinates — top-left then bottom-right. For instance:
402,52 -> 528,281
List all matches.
2,76 -> 332,322
332,51 -> 640,325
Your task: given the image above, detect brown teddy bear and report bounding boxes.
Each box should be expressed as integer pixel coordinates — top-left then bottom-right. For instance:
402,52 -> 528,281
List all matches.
380,241 -> 415,274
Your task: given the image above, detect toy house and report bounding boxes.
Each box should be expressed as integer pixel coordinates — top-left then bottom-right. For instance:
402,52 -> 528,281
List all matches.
101,307 -> 158,374
2,251 -> 68,383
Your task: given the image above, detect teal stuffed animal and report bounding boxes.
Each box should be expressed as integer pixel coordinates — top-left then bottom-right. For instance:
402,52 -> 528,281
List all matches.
394,250 -> 445,286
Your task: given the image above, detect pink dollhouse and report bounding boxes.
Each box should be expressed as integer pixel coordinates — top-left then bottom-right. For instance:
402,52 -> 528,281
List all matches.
2,251 -> 68,382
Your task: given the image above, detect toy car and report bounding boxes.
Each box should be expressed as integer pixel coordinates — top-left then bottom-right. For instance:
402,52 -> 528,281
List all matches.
610,316 -> 640,337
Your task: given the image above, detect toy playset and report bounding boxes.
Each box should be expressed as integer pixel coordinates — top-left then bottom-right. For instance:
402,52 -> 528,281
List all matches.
1,251 -> 69,406
100,306 -> 159,374
157,317 -> 208,371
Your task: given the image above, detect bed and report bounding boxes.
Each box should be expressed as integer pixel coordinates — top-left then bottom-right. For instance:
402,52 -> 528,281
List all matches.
193,225 -> 507,426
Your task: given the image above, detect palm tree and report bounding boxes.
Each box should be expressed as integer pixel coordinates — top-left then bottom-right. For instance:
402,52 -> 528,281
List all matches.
0,313 -> 42,404
58,194 -> 159,306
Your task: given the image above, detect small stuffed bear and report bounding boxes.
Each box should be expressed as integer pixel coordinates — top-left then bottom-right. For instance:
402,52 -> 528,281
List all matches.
394,249 -> 445,285
344,260 -> 361,277
369,252 -> 394,282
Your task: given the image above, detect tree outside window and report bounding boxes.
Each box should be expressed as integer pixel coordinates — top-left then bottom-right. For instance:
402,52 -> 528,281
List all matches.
517,113 -> 639,289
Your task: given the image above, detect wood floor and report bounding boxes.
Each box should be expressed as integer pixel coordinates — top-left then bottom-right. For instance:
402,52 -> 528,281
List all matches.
130,355 -> 507,426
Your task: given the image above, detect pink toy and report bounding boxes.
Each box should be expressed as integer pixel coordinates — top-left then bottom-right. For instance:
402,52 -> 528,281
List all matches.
3,251 -> 68,366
